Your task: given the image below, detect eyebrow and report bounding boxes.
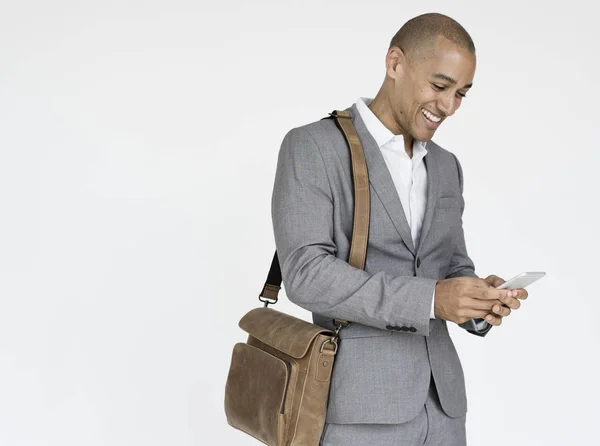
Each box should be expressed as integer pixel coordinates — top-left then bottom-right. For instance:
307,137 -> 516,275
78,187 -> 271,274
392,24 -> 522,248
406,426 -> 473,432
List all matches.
432,73 -> 473,89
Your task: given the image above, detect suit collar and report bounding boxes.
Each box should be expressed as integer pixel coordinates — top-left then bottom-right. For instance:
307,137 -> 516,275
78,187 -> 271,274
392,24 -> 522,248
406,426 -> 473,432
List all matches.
355,97 -> 428,155
345,103 -> 440,256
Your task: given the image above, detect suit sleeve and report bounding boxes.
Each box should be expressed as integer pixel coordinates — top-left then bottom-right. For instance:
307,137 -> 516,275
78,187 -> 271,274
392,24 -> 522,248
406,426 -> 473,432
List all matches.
447,153 -> 492,337
271,127 -> 436,335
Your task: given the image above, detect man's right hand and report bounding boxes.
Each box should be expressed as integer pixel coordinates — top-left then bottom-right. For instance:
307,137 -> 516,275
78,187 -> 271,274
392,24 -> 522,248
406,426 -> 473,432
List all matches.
434,277 -> 521,326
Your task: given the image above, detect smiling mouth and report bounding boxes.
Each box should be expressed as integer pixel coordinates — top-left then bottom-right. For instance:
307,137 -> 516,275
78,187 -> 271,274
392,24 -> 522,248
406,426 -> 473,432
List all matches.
421,107 -> 443,130
421,107 -> 441,123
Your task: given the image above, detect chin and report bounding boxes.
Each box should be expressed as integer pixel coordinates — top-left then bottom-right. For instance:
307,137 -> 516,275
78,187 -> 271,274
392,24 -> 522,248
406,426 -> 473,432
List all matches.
415,128 -> 436,142
412,119 -> 437,142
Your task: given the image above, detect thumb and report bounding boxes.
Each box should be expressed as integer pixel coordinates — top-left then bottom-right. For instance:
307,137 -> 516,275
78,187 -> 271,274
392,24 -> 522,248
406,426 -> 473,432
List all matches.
485,274 -> 505,288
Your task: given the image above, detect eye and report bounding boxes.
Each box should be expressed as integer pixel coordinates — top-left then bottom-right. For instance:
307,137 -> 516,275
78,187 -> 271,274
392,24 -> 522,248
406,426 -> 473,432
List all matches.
432,82 -> 467,98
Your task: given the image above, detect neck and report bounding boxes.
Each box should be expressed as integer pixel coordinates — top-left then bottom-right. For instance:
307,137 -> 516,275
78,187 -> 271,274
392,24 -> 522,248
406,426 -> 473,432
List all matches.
367,93 -> 415,157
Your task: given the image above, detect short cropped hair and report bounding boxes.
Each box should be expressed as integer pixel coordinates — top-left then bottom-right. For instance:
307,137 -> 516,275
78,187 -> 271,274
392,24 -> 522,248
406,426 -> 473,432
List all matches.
389,13 -> 475,63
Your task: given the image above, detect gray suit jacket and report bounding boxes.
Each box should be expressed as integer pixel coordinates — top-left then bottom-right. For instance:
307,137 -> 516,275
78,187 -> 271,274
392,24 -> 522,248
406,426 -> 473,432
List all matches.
271,103 -> 490,425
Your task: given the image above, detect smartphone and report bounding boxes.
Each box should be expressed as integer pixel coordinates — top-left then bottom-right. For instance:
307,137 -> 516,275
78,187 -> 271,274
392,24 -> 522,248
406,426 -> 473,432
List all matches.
496,272 -> 546,290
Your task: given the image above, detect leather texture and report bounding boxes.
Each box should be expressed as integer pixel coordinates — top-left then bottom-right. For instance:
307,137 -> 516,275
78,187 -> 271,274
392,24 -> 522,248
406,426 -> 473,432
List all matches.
334,110 -> 370,270
271,103 -> 490,426
225,309 -> 336,446
225,110 -> 368,445
239,308 -> 333,359
225,343 -> 289,445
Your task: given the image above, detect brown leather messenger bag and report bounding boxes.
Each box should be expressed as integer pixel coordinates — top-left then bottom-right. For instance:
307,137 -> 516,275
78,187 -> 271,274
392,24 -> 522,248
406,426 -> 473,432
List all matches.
224,110 -> 370,446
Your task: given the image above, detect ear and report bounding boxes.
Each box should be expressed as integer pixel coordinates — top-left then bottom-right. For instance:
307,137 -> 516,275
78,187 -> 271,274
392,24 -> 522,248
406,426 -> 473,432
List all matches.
386,46 -> 406,81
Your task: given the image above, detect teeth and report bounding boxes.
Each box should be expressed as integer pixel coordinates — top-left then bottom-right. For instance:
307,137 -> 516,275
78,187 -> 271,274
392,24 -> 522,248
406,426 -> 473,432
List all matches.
421,108 -> 441,123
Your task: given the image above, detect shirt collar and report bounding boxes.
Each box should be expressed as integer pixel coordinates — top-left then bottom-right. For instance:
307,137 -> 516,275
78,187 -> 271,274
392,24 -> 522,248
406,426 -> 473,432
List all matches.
356,97 -> 427,155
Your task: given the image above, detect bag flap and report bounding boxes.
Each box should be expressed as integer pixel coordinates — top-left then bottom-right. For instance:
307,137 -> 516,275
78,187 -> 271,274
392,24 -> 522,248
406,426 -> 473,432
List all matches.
239,307 -> 333,359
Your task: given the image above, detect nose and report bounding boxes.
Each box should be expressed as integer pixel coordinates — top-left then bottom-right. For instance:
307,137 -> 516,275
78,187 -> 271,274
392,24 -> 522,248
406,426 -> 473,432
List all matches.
437,92 -> 459,117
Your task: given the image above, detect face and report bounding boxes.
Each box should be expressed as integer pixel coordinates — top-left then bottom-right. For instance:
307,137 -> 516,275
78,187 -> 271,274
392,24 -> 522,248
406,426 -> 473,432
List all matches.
386,35 -> 476,141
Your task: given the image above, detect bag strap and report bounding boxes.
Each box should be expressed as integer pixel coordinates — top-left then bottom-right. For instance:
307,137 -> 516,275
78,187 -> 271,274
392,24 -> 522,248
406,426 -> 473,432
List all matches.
259,110 -> 371,321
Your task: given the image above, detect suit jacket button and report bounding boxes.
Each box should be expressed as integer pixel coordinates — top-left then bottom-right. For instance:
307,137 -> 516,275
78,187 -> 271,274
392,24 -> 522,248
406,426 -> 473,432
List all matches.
409,327 -> 417,333
416,258 -> 421,268
386,325 -> 394,330
400,326 -> 409,332
393,326 -> 402,331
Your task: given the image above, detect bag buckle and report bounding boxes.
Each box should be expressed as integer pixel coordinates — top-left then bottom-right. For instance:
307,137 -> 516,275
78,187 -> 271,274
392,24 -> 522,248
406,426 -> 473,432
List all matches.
258,296 -> 277,307
319,319 -> 348,355
258,284 -> 280,307
320,338 -> 338,355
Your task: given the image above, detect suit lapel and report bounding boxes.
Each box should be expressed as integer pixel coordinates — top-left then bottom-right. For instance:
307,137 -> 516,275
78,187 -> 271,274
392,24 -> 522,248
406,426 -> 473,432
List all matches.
347,104 -> 416,255
416,147 -> 439,254
346,104 -> 440,257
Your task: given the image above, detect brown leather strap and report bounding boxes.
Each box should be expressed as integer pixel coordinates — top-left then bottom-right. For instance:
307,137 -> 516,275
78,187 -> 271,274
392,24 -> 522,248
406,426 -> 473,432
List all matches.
259,110 -> 370,312
334,110 -> 370,270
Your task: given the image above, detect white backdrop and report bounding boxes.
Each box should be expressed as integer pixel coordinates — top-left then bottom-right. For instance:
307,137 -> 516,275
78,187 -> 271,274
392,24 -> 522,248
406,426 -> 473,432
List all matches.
0,1 -> 598,445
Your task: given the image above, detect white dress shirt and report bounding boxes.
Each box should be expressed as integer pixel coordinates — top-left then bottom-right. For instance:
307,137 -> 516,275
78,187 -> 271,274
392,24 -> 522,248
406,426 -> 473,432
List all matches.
355,97 -> 437,319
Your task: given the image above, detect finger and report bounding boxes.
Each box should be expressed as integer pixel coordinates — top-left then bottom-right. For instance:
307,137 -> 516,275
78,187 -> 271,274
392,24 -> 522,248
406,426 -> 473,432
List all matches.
483,313 -> 503,326
460,310 -> 502,324
487,288 -> 521,308
486,275 -> 505,288
470,303 -> 511,317
498,292 -> 521,310
469,309 -> 502,321
465,298 -> 504,311
515,288 -> 529,300
491,304 -> 511,317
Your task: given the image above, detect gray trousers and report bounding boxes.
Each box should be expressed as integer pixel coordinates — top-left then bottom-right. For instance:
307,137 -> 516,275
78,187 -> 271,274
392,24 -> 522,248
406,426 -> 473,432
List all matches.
320,378 -> 466,446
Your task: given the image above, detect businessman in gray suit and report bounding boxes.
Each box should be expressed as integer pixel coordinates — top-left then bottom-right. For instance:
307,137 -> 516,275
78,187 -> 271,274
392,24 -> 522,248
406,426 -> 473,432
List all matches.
271,13 -> 528,445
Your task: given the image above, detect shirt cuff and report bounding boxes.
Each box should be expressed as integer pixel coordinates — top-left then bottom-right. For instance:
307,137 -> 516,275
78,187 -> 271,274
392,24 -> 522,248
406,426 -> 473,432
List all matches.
430,287 -> 436,319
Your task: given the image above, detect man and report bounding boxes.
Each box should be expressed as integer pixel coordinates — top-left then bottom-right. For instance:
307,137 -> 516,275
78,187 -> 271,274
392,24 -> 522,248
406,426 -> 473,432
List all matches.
271,13 -> 528,446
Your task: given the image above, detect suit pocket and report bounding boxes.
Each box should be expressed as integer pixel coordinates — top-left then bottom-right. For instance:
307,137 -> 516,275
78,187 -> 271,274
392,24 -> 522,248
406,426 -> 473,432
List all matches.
436,196 -> 463,208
